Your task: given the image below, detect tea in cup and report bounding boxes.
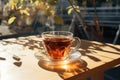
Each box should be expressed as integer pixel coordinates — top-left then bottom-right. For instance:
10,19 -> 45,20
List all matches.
41,31 -> 81,61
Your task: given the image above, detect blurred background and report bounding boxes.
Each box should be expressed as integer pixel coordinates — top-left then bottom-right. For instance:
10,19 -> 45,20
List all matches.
0,0 -> 120,45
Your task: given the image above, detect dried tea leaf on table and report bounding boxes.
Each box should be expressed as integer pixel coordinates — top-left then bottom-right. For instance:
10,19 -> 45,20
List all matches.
0,57 -> 6,60
13,55 -> 21,61
13,62 -> 22,67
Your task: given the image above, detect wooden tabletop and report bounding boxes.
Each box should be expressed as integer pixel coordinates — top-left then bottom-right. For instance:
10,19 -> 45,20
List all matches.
0,36 -> 120,80
66,39 -> 120,80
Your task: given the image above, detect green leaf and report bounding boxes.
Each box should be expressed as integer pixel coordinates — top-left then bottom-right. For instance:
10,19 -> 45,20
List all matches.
20,9 -> 30,16
48,0 -> 57,5
68,8 -> 73,14
8,16 -> 16,24
54,15 -> 64,25
76,9 -> 80,13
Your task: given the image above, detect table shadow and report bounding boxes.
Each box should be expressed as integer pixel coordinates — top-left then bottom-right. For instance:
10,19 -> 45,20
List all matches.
79,40 -> 120,62
1,36 -> 120,63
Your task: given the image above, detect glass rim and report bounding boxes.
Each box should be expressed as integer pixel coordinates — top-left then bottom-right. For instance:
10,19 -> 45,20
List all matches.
41,31 -> 73,36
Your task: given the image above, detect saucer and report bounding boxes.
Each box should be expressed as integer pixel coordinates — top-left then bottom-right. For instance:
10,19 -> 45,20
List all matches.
35,50 -> 87,73
35,50 -> 82,65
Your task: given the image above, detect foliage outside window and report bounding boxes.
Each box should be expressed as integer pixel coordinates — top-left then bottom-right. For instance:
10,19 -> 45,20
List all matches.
3,0 -> 65,33
2,0 -> 118,41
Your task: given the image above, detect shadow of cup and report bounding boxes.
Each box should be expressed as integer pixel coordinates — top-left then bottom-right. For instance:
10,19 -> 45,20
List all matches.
38,59 -> 88,79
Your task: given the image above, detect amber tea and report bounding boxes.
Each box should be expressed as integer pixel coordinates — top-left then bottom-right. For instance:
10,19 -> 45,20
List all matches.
43,37 -> 73,60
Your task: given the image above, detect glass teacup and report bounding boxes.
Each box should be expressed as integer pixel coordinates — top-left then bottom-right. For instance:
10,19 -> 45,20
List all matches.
41,31 -> 81,61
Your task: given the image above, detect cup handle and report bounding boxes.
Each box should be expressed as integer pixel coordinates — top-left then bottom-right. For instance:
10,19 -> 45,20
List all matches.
70,37 -> 81,53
